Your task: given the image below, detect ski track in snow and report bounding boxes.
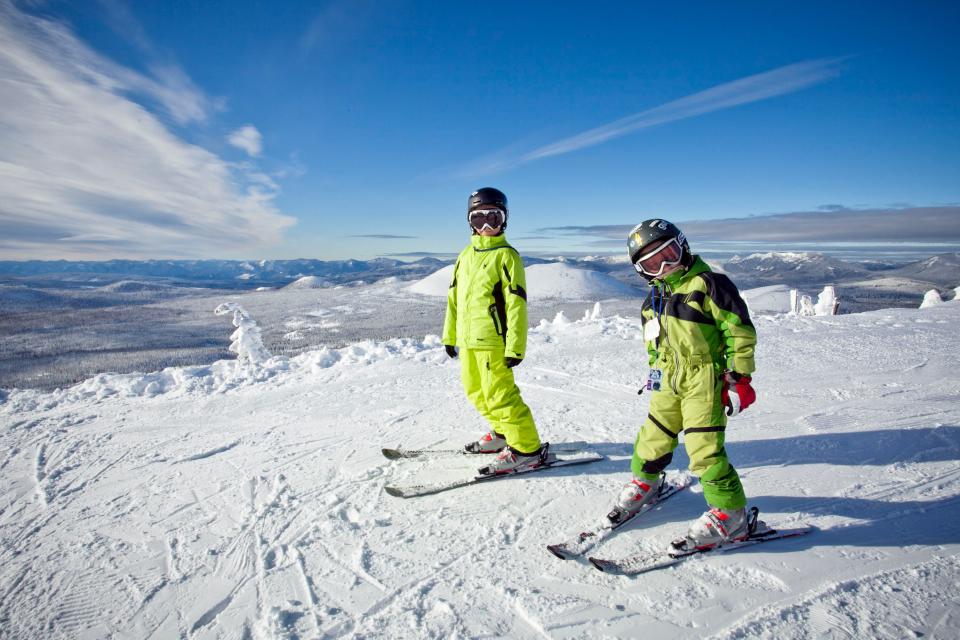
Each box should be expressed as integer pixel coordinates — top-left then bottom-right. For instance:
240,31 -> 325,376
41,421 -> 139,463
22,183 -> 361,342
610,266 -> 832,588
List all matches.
0,303 -> 959,638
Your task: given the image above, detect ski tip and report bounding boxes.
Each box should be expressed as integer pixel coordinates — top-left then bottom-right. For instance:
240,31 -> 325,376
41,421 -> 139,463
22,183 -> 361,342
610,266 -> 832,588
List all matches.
546,544 -> 571,560
381,448 -> 402,460
588,557 -> 618,574
384,486 -> 406,498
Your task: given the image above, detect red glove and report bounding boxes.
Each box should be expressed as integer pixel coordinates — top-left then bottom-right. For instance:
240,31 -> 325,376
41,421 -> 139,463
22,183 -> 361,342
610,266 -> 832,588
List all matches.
721,371 -> 755,417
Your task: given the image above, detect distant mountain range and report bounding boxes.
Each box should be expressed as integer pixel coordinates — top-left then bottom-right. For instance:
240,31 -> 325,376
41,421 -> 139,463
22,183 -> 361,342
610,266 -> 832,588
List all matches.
1,252 -> 957,312
0,257 -> 450,288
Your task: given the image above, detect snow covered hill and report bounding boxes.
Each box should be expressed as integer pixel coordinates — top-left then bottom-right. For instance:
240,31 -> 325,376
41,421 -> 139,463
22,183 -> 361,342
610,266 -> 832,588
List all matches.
740,284 -> 794,314
408,262 -> 639,300
892,252 -> 960,287
283,275 -> 331,289
1,299 -> 958,639
722,252 -> 870,287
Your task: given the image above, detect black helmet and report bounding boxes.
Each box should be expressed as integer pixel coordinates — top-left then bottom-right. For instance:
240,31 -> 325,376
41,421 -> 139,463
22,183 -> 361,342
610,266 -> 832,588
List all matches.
627,218 -> 691,280
467,187 -> 509,230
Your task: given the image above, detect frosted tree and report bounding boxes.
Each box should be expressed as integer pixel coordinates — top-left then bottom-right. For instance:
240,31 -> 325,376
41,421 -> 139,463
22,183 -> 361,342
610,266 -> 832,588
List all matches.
583,302 -> 602,320
919,289 -> 943,309
799,294 -> 816,316
214,302 -> 272,364
814,286 -> 839,316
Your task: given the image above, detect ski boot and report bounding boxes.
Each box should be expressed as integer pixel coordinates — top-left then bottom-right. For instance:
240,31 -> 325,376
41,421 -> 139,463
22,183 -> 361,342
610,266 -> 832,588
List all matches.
464,430 -> 507,454
478,443 -> 549,476
607,474 -> 663,525
671,506 -> 756,552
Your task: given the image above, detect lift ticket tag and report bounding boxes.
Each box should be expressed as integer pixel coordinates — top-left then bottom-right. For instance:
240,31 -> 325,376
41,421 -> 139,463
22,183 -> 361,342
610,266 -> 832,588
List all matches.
646,368 -> 662,392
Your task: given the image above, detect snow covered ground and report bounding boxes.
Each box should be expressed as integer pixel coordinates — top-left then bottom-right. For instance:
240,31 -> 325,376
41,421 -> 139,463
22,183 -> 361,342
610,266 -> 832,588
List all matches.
1,296 -> 959,638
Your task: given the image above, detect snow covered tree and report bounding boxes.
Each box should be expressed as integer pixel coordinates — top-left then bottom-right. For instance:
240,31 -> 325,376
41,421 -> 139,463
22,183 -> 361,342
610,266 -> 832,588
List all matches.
214,303 -> 272,364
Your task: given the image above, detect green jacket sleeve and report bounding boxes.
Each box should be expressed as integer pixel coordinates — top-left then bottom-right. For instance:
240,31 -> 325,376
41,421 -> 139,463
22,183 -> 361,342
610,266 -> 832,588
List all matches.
441,258 -> 460,345
702,273 -> 756,374
502,251 -> 528,359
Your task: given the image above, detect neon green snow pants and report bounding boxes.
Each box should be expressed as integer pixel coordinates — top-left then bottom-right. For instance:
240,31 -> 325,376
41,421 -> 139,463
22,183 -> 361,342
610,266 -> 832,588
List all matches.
632,352 -> 746,510
460,347 -> 541,454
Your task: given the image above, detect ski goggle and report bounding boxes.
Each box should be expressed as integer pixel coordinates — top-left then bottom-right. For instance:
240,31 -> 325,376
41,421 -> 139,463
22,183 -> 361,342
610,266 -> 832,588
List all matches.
631,236 -> 683,277
469,208 -> 504,231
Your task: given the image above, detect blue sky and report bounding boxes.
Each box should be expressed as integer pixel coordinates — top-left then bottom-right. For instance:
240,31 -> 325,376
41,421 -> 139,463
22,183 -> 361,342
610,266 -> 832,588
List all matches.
1,0 -> 958,260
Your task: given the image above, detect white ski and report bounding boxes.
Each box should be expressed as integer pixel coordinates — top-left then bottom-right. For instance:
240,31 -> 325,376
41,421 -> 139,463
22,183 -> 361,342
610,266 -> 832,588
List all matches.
384,453 -> 604,498
546,475 -> 691,560
382,443 -> 585,460
589,514 -> 812,576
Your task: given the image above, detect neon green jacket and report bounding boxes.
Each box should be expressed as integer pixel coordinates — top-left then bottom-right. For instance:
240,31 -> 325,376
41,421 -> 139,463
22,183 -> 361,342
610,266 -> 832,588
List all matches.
442,234 -> 529,359
642,256 -> 756,377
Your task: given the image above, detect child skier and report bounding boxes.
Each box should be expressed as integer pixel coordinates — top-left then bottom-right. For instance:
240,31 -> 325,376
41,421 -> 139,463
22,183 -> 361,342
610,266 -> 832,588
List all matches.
442,187 -> 546,474
612,219 -> 758,550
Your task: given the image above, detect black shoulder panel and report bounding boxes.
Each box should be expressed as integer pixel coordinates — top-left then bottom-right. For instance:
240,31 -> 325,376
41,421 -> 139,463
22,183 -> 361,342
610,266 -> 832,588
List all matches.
665,294 -> 712,325
698,272 -> 754,329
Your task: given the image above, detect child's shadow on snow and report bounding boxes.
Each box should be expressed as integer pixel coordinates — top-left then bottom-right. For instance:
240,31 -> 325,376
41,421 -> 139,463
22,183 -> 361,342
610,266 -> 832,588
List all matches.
751,493 -> 960,548
729,425 -> 960,469
724,425 -> 959,549
561,426 -> 960,548
562,424 -> 960,474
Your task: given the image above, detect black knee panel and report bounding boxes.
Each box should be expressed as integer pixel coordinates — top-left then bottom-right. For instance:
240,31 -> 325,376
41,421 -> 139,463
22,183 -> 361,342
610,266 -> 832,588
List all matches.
641,451 -> 674,475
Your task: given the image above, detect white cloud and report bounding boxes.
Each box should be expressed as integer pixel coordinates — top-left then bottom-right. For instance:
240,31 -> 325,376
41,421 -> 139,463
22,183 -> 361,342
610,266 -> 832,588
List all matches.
0,2 -> 295,259
228,125 -> 263,157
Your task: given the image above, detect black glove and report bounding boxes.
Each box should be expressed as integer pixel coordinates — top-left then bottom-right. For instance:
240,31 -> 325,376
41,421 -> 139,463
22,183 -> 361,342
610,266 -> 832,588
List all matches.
505,357 -> 523,368
444,345 -> 458,358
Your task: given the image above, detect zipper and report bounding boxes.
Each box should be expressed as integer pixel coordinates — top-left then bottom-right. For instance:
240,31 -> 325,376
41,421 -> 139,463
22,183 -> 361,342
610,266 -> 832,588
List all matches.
488,303 -> 504,336
656,282 -> 680,394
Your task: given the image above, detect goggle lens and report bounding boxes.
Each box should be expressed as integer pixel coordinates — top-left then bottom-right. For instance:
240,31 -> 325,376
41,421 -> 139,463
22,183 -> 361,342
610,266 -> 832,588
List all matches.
469,208 -> 504,230
633,238 -> 682,276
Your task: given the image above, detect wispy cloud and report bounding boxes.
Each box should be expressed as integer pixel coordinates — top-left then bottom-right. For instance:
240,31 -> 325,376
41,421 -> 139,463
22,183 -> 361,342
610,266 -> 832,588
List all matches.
228,125 -> 264,157
299,0 -> 379,55
536,206 -> 960,244
0,2 -> 295,259
348,234 -> 417,239
456,58 -> 845,178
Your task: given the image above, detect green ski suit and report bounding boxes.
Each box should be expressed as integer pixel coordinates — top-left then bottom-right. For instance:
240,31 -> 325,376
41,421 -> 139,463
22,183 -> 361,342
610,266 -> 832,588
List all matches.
442,234 -> 541,454
634,256 -> 756,510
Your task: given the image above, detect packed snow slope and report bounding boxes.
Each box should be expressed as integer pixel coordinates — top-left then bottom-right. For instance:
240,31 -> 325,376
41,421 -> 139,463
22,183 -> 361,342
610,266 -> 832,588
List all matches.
1,302 -> 959,639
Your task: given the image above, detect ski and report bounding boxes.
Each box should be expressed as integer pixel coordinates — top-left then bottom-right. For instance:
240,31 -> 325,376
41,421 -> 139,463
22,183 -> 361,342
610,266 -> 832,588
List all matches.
384,454 -> 604,498
589,513 -> 812,576
382,443 -> 585,460
546,476 -> 691,560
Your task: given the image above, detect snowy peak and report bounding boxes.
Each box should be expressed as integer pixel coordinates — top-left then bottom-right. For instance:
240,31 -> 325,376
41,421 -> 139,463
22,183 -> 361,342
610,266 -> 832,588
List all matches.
408,262 -> 639,300
525,263 -> 638,299
722,252 -> 869,286
892,252 -> 960,286
284,276 -> 330,289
